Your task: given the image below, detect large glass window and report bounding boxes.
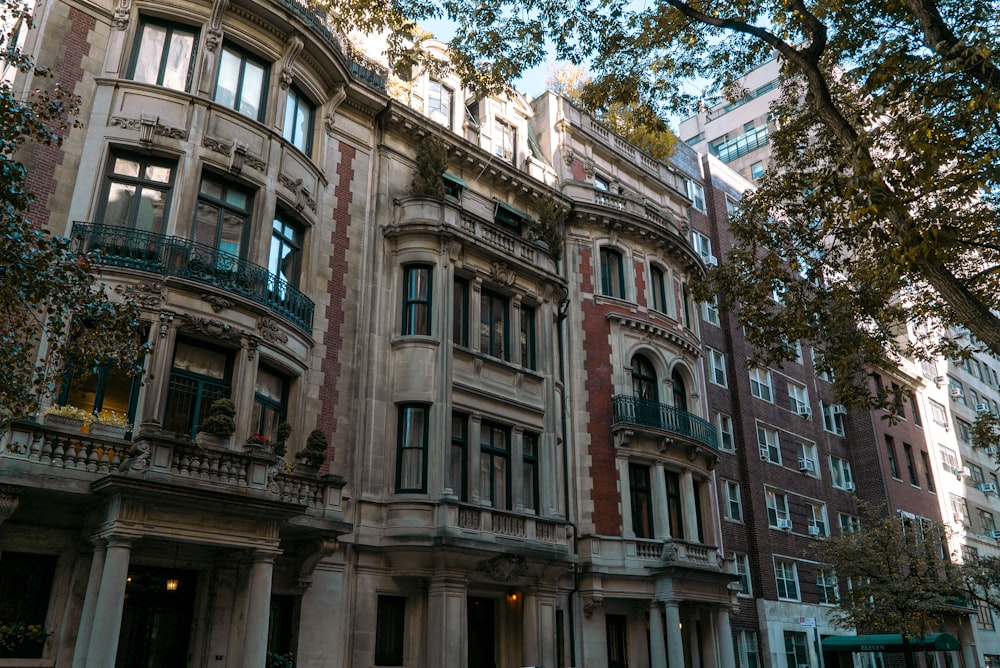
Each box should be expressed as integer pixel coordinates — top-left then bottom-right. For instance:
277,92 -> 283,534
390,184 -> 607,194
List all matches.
453,278 -> 469,346
631,355 -> 658,402
493,118 -> 515,162
766,489 -> 790,528
396,405 -> 428,493
480,422 -> 510,509
448,413 -> 467,500
427,79 -> 453,127
251,366 -> 287,442
374,595 -> 406,666
599,248 -> 625,299
629,463 -> 653,538
214,44 -> 268,121
783,630 -> 808,664
163,339 -> 232,437
129,19 -> 197,91
402,265 -> 432,336
775,560 -> 800,600
522,432 -> 539,513
650,265 -> 668,312
269,213 -> 303,289
520,304 -> 536,370
748,368 -> 772,402
283,86 -> 314,154
480,290 -> 508,360
738,630 -> 759,668
97,152 -> 175,233
193,174 -> 253,258
666,471 -> 683,539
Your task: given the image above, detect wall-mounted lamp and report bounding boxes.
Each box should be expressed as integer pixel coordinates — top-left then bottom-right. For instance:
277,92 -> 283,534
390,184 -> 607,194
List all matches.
166,579 -> 179,591
507,591 -> 521,604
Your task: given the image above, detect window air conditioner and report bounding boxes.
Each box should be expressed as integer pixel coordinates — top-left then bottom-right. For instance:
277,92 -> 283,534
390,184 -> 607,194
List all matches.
979,482 -> 998,495
706,255 -> 719,267
951,387 -> 964,399
953,513 -> 966,524
989,530 -> 1000,539
976,403 -> 990,414
808,524 -> 821,536
832,405 -> 847,415
759,446 -> 771,460
798,406 -> 812,418
776,518 -> 793,531
954,467 -> 971,478
843,481 -> 856,492
798,458 -> 815,473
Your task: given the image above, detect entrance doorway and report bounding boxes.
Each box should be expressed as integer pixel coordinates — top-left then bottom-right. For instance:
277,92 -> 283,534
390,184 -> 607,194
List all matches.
468,597 -> 496,668
116,565 -> 196,668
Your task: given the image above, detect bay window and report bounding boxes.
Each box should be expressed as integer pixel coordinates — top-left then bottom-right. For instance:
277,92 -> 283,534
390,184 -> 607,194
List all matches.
214,44 -> 268,122
396,404 -> 428,493
129,19 -> 197,91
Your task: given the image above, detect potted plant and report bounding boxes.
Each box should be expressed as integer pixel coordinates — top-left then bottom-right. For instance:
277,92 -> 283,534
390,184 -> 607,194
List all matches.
295,428 -> 328,472
410,134 -> 448,198
245,431 -> 271,452
0,621 -> 46,658
195,398 -> 236,447
274,421 -> 292,457
42,404 -> 92,431
90,408 -> 132,439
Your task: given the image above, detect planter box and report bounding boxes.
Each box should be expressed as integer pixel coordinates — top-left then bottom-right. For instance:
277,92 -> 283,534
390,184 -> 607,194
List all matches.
43,414 -> 85,431
90,422 -> 129,439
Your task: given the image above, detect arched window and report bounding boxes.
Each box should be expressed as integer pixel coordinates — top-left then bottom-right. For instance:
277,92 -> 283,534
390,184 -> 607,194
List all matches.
671,369 -> 687,410
631,355 -> 658,402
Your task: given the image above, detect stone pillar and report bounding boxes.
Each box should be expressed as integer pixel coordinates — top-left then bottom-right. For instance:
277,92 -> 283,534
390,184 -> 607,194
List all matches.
664,602 -> 684,668
522,592 -> 539,667
468,415 -> 483,503
297,563 -> 346,668
680,471 -> 698,541
619,455 -> 634,538
716,607 -> 737,668
699,615 -> 716,667
427,576 -> 466,668
72,540 -> 106,668
241,550 -> 277,668
648,602 -> 667,668
652,463 -> 669,538
85,536 -> 133,668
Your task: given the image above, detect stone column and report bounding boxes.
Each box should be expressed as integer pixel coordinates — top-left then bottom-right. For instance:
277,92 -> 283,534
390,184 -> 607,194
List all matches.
85,536 -> 134,668
522,592 -> 539,667
72,540 -> 107,668
699,614 -> 716,667
619,455 -> 634,537
241,550 -> 277,668
716,607 -> 737,668
468,415 -> 482,503
652,463 -> 669,538
427,576 -> 466,668
680,471 -> 698,541
648,602 -> 667,668
664,602 -> 685,668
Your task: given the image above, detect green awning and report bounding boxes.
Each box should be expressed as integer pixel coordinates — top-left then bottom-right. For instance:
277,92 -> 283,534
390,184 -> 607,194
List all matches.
822,633 -> 961,653
443,172 -> 466,187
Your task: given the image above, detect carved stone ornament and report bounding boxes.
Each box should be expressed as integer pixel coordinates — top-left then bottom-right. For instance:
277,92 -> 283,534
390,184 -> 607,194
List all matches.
112,0 -> 131,30
324,86 -> 347,136
582,596 -> 603,618
114,282 -> 163,307
260,317 -> 289,345
583,159 -> 596,179
203,135 -> 233,156
246,338 -> 258,361
686,444 -> 702,462
490,261 -> 517,287
0,485 -> 21,525
178,313 -> 245,343
278,36 -> 304,90
475,553 -> 528,583
158,312 -> 174,338
613,429 -> 634,449
201,293 -> 233,313
278,174 -> 317,213
119,442 -> 151,473
205,0 -> 230,51
110,116 -> 187,140
560,145 -> 575,166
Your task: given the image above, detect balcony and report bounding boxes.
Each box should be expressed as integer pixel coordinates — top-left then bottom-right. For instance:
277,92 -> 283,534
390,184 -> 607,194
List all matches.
612,395 -> 717,449
72,223 -> 314,334
713,126 -> 769,163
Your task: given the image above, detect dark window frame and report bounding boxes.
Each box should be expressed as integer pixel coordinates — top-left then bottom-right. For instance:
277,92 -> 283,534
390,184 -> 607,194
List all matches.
163,337 -> 234,437
522,432 -> 539,513
480,289 -> 509,360
395,404 -> 429,493
629,463 -> 654,539
401,265 -> 433,336
127,18 -> 199,91
650,265 -> 668,312
599,247 -> 626,299
283,85 -> 315,155
193,172 -> 254,259
213,42 -> 270,122
270,210 -> 304,289
374,595 -> 406,665
519,303 -> 536,370
479,421 -> 511,509
453,277 -> 469,346
95,150 -> 177,234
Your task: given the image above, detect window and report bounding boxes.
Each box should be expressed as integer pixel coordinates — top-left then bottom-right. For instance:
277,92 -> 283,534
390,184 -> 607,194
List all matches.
903,443 -> 919,486
629,463 -> 654,538
807,502 -> 827,536
594,174 -> 610,191
735,554 -> 752,596
480,290 -> 509,360
920,451 -> 936,492
957,419 -> 974,445
685,179 -> 706,212
480,422 -> 510,509
163,339 -> 232,437
788,383 -> 810,416
820,402 -> 846,436
448,414 -> 467,500
738,630 -> 759,668
193,174 -> 253,259
401,265 -> 432,336
830,457 -> 854,490
717,413 -> 734,450
951,493 -> 969,524
911,396 -> 923,427
749,368 -> 772,402
129,19 -> 197,91
940,446 -> 959,472
885,435 -> 901,479
665,471 -> 684,539
396,405 -> 428,493
977,600 -> 996,631
775,560 -> 800,600
61,327 -> 146,423
493,118 -> 515,162
214,44 -> 268,121
750,161 -> 764,179
929,400 -> 948,427
797,442 -> 817,475
522,432 -> 539,512
374,595 -> 406,665
427,79 -> 453,127
725,480 -> 743,522
650,265 -> 668,312
251,366 -> 287,442
839,513 -> 861,534
708,349 -> 728,387
270,213 -> 303,289
443,172 -> 464,200
283,86 -> 314,154
97,151 -> 176,233
0,552 -> 58,659
605,614 -> 628,668
701,295 -> 720,326
599,248 -> 626,299
979,509 -> 996,534
453,278 -> 469,346
817,568 -> 839,604
949,377 -> 966,405
766,489 -> 789,528
691,231 -> 713,264
812,349 -> 834,382
520,304 -> 536,370
758,426 -> 781,464
784,631 -> 808,666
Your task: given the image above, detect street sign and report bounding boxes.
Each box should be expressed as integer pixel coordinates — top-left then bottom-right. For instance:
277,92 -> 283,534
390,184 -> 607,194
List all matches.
800,617 -> 816,628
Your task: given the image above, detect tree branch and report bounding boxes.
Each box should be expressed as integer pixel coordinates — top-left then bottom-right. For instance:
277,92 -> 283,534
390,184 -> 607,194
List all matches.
901,0 -> 1000,93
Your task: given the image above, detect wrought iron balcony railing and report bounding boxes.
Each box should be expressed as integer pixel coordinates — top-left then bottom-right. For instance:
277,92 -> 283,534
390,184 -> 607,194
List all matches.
72,222 -> 314,334
612,395 -> 717,449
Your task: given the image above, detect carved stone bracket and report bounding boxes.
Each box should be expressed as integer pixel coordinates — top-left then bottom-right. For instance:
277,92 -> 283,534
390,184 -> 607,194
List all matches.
246,338 -> 258,361
278,174 -> 316,213
114,282 -> 163,307
119,442 -> 151,473
205,0 -> 230,51
324,85 -> 347,136
613,429 -> 635,449
659,437 -> 674,453
475,554 -> 527,583
260,317 -> 289,345
158,311 -> 175,339
686,444 -> 702,462
201,293 -> 233,313
582,595 -> 603,618
178,313 -> 245,343
112,0 -> 131,30
203,136 -> 265,173
0,485 -> 21,525
110,116 -> 187,141
278,36 -> 304,89
583,158 -> 596,179
560,145 -> 575,166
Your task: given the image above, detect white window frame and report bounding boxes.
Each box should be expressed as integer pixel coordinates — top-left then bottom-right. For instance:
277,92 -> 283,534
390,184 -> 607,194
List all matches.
725,480 -> 743,522
708,348 -> 728,387
821,401 -> 846,436
817,568 -> 839,604
701,295 -> 720,326
735,553 -> 752,597
830,456 -> 854,490
692,230 -> 712,262
766,488 -> 790,528
717,413 -> 734,451
749,368 -> 773,402
686,180 -> 707,212
839,513 -> 861,534
774,558 -> 800,601
807,502 -> 828,536
788,382 -> 810,416
738,630 -> 759,668
757,425 -> 781,464
796,441 -> 817,476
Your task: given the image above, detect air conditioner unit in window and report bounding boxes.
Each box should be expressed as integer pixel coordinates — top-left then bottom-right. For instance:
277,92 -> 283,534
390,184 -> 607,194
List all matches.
934,376 -> 945,387
954,466 -> 971,478
953,512 -> 966,524
706,254 -> 719,267
759,446 -> 771,460
832,404 -> 847,415
776,518 -> 793,531
843,481 -> 856,492
976,403 -> 991,414
989,530 -> 1000,539
798,406 -> 812,418
798,458 -> 815,473
979,482 -> 998,495
808,524 -> 821,536
986,446 -> 1000,456
951,387 -> 964,399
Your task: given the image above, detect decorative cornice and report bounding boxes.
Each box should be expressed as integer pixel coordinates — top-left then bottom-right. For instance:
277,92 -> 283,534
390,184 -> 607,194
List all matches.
605,312 -> 702,356
475,553 -> 527,583
201,293 -> 233,313
110,116 -> 187,140
259,317 -> 289,345
114,282 -> 163,307
178,313 -> 245,343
